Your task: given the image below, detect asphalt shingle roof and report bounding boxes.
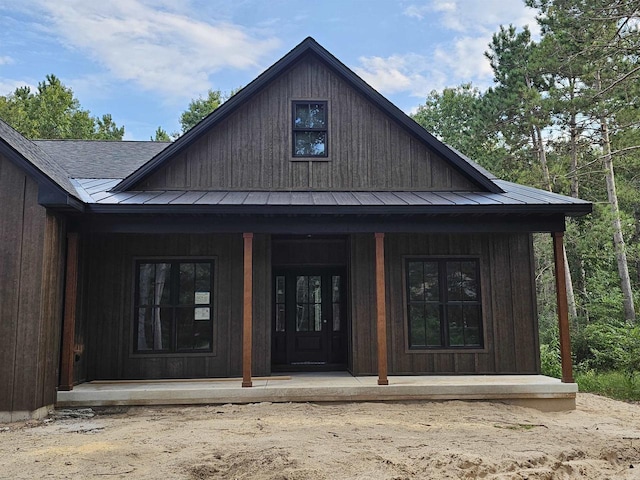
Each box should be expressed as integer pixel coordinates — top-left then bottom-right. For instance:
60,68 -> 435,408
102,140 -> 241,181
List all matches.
35,140 -> 170,179
0,120 -> 78,197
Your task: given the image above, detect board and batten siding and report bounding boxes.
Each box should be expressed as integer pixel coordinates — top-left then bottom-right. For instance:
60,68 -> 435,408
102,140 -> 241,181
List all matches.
139,57 -> 478,192
80,233 -> 270,380
0,154 -> 66,419
349,233 -> 540,375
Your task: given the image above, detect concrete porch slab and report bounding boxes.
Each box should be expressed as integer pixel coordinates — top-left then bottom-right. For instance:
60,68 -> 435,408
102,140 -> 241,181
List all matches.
57,373 -> 577,411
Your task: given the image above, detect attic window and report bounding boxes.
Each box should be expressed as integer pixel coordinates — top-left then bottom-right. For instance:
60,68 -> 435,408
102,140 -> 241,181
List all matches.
292,101 -> 327,157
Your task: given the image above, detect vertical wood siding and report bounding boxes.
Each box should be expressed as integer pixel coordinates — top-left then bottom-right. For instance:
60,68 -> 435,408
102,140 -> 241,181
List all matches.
140,57 -> 478,192
81,233 -> 270,380
350,233 -> 540,375
0,155 -> 66,414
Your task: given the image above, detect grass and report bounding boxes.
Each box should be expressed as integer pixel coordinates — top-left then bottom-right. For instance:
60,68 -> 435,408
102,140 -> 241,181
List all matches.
575,370 -> 640,401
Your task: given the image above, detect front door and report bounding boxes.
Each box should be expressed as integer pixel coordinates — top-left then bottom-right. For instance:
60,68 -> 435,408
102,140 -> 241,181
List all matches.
272,269 -> 347,369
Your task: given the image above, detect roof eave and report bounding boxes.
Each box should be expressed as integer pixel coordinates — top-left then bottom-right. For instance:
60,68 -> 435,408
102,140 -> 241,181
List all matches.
0,140 -> 84,212
84,202 -> 591,217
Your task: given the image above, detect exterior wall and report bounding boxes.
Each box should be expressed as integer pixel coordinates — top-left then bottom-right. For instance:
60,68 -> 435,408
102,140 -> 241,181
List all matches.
140,56 -> 478,192
80,230 -> 539,381
0,155 -> 66,419
350,233 -> 541,375
80,233 -> 270,380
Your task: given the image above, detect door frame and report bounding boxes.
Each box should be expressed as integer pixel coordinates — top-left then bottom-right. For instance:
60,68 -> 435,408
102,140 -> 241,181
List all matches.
271,266 -> 348,371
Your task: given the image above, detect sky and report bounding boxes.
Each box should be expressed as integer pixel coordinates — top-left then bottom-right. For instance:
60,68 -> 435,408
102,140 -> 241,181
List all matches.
0,0 -> 541,141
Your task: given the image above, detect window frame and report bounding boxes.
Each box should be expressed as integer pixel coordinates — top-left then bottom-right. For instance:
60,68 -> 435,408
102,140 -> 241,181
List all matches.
403,256 -> 486,352
131,257 -> 217,357
291,100 -> 329,159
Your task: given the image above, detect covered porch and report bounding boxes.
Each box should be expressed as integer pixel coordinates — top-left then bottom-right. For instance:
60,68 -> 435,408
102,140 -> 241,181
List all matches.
57,372 -> 577,412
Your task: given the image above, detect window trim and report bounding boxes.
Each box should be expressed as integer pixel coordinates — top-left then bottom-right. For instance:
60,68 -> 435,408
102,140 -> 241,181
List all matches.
291,100 -> 329,159
130,256 -> 217,357
402,255 -> 487,353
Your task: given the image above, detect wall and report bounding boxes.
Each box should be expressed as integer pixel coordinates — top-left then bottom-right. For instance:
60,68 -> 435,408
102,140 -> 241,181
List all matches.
0,155 -> 66,420
350,233 -> 540,375
80,233 -> 271,380
140,56 -> 478,192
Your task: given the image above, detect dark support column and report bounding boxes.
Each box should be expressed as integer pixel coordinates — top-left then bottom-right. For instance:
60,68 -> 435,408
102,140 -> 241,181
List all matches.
59,232 -> 79,391
242,233 -> 254,388
552,231 -> 574,383
375,233 -> 389,386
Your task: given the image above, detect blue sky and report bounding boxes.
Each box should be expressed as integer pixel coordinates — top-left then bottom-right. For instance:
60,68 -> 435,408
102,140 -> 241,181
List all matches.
0,1 -> 540,140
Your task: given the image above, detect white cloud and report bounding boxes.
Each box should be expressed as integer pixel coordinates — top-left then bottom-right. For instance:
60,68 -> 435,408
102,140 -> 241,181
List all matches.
354,53 -> 447,99
0,56 -> 15,66
21,0 -> 280,99
405,0 -> 539,36
0,79 -> 35,95
390,0 -> 541,95
433,36 -> 494,82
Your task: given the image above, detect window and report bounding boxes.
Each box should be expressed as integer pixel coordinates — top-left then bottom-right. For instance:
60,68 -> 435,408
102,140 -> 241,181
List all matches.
292,101 -> 327,157
134,260 -> 214,353
406,258 -> 482,349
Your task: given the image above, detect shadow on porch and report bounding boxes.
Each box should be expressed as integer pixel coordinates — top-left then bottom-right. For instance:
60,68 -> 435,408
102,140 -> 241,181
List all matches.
57,372 -> 577,412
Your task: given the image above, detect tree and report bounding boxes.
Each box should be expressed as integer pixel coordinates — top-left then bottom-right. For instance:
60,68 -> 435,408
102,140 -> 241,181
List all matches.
411,83 -> 510,176
151,126 -> 172,142
0,74 -> 124,140
179,87 -> 242,133
528,0 -> 640,323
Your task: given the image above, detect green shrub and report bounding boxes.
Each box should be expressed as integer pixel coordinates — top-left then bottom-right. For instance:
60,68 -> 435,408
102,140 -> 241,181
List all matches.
576,370 -> 640,401
572,321 -> 640,375
540,343 -> 562,378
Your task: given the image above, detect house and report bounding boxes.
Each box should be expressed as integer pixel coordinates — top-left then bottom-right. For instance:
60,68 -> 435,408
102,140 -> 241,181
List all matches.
0,38 -> 591,421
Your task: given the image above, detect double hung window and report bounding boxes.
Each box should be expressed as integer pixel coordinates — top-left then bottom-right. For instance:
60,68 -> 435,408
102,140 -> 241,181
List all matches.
292,101 -> 327,157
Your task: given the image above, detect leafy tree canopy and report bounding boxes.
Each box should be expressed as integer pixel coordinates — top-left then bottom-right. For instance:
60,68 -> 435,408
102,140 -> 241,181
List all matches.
179,87 -> 241,133
0,74 -> 124,140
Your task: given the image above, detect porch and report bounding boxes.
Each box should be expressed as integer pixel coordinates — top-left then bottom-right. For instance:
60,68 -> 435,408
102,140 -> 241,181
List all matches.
56,372 -> 577,412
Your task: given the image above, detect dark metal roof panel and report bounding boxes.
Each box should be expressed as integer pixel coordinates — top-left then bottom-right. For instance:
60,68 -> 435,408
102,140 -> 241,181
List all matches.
311,192 -> 338,205
169,191 -> 206,204
73,178 -> 592,216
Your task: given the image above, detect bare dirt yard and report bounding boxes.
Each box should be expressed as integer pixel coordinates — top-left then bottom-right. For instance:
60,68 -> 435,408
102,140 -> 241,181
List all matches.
1,393 -> 639,479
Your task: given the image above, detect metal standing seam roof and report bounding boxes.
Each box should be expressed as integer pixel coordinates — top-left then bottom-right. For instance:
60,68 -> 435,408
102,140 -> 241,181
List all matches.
71,178 -> 591,216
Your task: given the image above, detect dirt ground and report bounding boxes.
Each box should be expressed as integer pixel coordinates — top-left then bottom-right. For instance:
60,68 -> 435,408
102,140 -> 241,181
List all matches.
1,394 -> 639,479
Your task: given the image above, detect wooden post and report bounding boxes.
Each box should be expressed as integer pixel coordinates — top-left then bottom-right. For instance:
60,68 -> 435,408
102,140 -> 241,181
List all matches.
375,233 -> 389,385
242,233 -> 254,388
552,231 -> 574,383
59,232 -> 79,391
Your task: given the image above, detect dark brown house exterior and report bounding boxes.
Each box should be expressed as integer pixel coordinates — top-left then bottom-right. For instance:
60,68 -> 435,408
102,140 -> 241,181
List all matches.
0,38 -> 590,421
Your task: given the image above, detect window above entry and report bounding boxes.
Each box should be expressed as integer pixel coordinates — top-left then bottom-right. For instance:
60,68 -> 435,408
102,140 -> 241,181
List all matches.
292,101 -> 328,158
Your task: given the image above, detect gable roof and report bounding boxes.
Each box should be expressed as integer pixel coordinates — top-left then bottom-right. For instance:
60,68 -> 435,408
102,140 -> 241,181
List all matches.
0,119 -> 83,209
112,37 -> 503,194
35,140 -> 170,178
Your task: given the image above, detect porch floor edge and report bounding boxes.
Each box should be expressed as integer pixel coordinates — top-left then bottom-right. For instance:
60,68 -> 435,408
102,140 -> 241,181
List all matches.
56,374 -> 577,411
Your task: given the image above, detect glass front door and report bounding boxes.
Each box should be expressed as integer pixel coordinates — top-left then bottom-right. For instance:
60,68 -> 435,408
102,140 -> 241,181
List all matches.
272,269 -> 347,368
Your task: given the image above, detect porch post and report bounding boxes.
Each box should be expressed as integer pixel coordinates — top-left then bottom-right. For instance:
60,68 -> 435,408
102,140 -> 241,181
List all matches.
552,231 -> 574,383
242,233 -> 254,388
59,232 -> 79,391
375,233 -> 389,385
